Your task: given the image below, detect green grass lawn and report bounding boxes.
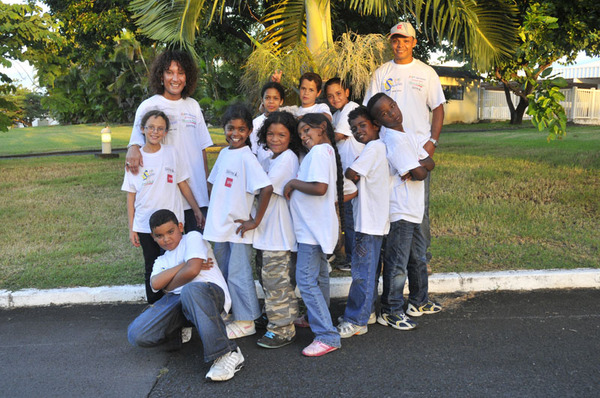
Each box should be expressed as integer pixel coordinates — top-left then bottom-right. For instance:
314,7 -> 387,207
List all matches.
0,124 -> 227,156
0,123 -> 598,290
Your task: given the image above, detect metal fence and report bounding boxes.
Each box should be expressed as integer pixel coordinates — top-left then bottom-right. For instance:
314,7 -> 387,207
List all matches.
480,87 -> 600,124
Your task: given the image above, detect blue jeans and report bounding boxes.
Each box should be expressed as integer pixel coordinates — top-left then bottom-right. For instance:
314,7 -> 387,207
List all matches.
296,243 -> 340,348
343,233 -> 383,326
213,242 -> 260,321
423,173 -> 432,262
127,282 -> 236,362
343,201 -> 355,261
381,220 -> 429,315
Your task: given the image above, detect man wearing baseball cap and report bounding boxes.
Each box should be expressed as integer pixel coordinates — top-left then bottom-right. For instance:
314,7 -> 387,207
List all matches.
363,22 -> 445,272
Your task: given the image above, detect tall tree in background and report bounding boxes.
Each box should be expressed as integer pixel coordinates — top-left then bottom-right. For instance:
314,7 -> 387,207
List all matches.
0,2 -> 62,131
490,0 -> 600,138
39,0 -> 158,124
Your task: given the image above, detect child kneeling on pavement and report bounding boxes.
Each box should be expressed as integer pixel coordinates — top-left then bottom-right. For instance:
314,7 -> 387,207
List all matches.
127,209 -> 243,381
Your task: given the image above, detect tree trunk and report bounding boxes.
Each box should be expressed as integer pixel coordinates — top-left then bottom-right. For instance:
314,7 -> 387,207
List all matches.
305,0 -> 333,54
503,82 -> 529,125
513,97 -> 528,124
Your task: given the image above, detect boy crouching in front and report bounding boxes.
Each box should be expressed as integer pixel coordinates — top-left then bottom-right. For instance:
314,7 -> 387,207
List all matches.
127,209 -> 243,381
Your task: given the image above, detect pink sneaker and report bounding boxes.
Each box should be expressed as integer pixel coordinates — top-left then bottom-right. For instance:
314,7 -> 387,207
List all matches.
302,340 -> 338,357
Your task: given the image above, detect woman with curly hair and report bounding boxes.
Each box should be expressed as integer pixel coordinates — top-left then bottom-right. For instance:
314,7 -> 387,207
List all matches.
126,50 -> 212,236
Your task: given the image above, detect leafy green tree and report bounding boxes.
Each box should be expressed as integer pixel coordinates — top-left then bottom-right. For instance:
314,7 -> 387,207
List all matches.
0,1 -> 62,131
490,0 -> 600,138
0,87 -> 47,127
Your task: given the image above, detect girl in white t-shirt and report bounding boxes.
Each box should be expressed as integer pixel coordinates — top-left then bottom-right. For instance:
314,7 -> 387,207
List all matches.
203,104 -> 273,340
122,110 -> 204,304
283,113 -> 345,357
253,111 -> 305,349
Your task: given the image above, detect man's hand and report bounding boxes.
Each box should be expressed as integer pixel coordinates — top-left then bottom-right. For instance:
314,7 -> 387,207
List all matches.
126,145 -> 143,175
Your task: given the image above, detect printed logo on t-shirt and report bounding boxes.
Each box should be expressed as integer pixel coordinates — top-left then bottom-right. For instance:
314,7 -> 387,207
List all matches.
167,174 -> 173,183
409,75 -> 425,91
384,78 -> 394,91
225,177 -> 233,187
181,112 -> 197,128
142,169 -> 155,186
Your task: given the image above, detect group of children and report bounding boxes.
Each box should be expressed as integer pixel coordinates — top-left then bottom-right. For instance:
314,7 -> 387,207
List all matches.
123,71 -> 441,382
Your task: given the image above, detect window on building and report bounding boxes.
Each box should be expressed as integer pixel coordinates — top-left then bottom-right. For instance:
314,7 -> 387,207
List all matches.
443,85 -> 464,100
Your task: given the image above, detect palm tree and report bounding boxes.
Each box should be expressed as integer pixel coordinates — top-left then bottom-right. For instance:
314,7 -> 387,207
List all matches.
129,0 -> 518,97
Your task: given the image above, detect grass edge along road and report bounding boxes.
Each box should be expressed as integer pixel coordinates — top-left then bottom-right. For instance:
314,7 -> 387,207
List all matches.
0,124 -> 598,290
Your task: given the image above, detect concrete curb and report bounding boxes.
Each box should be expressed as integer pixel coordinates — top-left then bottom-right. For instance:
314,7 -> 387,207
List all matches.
1,268 -> 599,309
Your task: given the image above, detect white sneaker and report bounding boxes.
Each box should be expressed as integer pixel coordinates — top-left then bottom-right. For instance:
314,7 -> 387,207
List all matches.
181,327 -> 193,344
226,320 -> 256,339
337,321 -> 368,338
205,348 -> 244,381
368,312 -> 377,325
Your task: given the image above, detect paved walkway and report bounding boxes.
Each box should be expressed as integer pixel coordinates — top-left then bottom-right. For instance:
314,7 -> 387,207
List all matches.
1,289 -> 599,397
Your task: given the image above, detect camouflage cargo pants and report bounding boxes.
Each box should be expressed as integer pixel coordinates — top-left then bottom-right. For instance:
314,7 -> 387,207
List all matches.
261,250 -> 298,338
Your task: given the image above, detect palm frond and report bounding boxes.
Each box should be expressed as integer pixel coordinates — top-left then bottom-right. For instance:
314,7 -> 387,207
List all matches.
315,33 -> 391,97
129,0 -> 208,54
260,0 -> 307,52
346,0 -> 404,18
407,0 -> 518,70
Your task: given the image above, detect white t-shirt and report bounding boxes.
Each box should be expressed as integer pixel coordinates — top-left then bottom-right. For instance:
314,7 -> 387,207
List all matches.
289,143 -> 339,254
129,95 -> 213,207
383,127 -> 429,224
249,113 -> 273,164
253,149 -> 299,251
121,145 -> 189,233
204,146 -> 272,244
350,139 -> 390,235
332,101 -> 360,137
363,59 -> 445,147
285,103 -> 332,119
150,231 -> 232,313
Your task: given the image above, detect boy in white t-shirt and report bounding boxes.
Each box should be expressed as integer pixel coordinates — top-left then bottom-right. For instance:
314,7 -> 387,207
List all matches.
277,72 -> 332,121
366,93 -> 442,331
337,106 -> 390,338
127,209 -> 243,382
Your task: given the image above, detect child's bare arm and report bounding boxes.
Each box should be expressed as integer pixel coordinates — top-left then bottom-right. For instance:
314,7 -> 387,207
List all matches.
150,262 -> 186,291
419,156 -> 435,172
345,167 -> 360,183
284,179 -> 328,199
162,257 -> 207,292
127,192 -> 140,247
407,165 -> 428,181
178,179 -> 205,229
235,185 -> 274,238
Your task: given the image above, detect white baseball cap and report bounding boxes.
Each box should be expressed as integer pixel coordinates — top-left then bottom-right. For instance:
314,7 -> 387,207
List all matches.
389,22 -> 416,38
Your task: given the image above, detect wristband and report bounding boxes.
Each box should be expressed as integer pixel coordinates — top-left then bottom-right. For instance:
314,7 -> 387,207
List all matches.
428,137 -> 438,147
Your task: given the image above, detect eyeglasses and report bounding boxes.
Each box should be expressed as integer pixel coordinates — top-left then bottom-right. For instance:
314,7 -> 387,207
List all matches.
144,126 -> 167,133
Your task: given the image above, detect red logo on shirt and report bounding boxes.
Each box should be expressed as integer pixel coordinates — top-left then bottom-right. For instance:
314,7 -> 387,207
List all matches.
225,177 -> 233,187
167,174 -> 173,183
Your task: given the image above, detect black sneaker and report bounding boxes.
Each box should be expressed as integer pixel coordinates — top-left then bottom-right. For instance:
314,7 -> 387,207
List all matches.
254,313 -> 269,329
256,331 -> 295,349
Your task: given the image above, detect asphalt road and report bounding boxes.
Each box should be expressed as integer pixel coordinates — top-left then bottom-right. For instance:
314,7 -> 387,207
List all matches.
1,289 -> 599,397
